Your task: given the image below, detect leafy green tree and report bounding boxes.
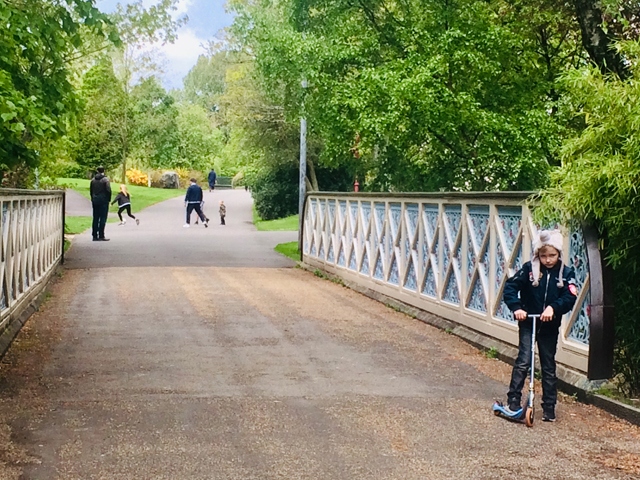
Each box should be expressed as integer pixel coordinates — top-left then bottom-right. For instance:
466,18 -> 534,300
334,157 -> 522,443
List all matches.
75,57 -> 127,173
0,0 -> 115,172
183,47 -> 229,114
230,0 -> 586,192
109,0 -> 187,180
130,77 -> 179,169
537,41 -> 640,394
176,103 -> 224,171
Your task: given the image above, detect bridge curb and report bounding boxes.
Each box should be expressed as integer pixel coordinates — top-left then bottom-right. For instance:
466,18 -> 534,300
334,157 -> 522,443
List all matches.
299,261 -> 640,427
0,264 -> 62,361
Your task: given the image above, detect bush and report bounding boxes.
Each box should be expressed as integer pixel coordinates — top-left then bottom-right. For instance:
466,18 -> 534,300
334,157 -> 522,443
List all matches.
54,161 -> 91,179
126,169 -> 148,186
537,46 -> 640,395
250,163 -> 299,221
174,168 -> 205,188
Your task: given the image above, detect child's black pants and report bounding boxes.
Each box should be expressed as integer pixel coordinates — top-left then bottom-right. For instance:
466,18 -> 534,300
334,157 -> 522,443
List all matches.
117,205 -> 136,222
186,203 -> 206,223
507,322 -> 559,409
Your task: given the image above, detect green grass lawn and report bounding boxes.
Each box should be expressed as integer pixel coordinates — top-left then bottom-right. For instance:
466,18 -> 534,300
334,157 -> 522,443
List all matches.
64,215 -> 121,235
58,177 -> 184,213
65,216 -> 93,235
274,241 -> 300,261
61,177 -> 184,236
253,208 -> 299,231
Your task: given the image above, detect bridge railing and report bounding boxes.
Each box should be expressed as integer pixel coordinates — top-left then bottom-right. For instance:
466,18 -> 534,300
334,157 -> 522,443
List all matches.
0,189 -> 65,333
302,192 -> 613,381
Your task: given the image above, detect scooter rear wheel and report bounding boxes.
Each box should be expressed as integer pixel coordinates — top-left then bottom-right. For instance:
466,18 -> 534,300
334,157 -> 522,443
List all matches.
525,407 -> 534,427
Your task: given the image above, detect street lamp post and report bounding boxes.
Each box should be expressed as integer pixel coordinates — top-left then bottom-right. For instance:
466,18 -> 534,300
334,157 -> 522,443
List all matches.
298,80 -> 308,256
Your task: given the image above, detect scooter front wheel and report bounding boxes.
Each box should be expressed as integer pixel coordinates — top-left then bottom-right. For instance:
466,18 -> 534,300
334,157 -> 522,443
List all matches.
525,407 -> 534,427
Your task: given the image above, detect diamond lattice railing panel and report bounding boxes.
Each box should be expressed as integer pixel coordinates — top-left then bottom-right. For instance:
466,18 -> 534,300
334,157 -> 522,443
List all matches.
303,194 -> 597,377
566,228 -> 591,345
442,205 -> 462,305
421,204 -> 439,297
374,202 -> 386,277
569,291 -> 591,344
494,207 -> 523,322
466,205 -> 490,313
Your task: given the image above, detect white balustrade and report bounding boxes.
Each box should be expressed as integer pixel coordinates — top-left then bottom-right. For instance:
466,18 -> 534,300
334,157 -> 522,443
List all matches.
0,190 -> 64,330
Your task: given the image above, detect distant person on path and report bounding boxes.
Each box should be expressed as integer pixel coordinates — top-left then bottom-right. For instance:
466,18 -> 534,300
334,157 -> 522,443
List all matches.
111,184 -> 139,226
502,229 -> 578,422
89,166 -> 111,241
184,178 -> 208,228
208,169 -> 217,192
219,200 -> 226,225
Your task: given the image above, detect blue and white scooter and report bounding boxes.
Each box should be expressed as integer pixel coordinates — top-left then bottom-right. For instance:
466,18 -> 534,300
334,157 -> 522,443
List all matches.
492,314 -> 540,427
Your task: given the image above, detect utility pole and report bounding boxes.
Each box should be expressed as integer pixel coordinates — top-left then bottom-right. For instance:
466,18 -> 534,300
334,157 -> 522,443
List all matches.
298,79 -> 308,256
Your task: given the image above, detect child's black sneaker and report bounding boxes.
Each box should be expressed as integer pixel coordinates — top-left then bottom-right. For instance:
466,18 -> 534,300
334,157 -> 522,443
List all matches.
542,407 -> 556,422
505,402 -> 522,417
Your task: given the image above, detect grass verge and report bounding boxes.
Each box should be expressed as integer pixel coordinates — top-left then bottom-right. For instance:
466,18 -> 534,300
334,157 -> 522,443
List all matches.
65,215 -> 120,235
253,208 -> 298,231
65,216 -> 93,235
274,241 -> 300,261
58,177 -> 184,213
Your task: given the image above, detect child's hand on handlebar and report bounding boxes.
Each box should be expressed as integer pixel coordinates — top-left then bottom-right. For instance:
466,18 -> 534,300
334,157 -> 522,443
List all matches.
514,309 -> 527,321
541,306 -> 554,322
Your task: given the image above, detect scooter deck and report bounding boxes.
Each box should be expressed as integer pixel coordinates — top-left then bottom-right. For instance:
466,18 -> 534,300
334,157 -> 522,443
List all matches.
492,401 -> 525,422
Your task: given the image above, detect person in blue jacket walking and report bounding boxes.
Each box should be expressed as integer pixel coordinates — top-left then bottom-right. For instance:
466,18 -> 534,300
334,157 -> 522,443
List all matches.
184,178 -> 208,228
207,169 -> 217,192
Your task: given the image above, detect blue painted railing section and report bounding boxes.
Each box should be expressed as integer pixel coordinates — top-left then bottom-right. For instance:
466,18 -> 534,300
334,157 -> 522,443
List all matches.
567,229 -> 591,343
304,196 -> 592,354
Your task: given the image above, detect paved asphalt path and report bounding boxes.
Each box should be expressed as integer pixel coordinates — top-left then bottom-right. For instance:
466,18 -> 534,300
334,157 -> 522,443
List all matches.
0,189 -> 639,479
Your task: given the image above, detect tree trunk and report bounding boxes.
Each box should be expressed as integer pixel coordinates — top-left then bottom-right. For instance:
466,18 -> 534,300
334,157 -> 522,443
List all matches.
573,0 -> 629,79
307,158 -> 319,191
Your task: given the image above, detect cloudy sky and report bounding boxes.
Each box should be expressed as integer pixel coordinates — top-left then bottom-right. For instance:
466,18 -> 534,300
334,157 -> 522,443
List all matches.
96,0 -> 234,89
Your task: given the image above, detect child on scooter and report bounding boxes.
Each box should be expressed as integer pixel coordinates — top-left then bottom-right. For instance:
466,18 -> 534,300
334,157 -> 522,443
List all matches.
502,229 -> 578,422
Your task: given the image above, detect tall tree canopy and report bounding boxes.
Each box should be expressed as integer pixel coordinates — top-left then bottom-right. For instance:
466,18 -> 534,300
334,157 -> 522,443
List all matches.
228,0 -> 595,192
0,0 -> 116,171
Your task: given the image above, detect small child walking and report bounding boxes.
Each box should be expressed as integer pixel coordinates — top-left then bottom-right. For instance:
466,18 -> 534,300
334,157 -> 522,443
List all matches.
502,229 -> 578,422
111,184 -> 139,226
219,200 -> 226,225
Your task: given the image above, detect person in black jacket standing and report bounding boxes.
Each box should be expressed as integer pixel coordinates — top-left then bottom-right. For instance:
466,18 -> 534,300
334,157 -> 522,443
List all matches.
184,178 -> 208,228
502,229 -> 578,422
89,166 -> 112,241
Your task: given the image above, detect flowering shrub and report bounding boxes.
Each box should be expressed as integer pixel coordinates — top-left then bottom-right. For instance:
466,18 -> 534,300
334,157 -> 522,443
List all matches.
126,169 -> 148,186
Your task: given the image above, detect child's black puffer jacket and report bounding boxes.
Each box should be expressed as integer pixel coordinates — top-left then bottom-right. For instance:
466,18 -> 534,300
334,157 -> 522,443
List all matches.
503,261 -> 578,329
111,192 -> 131,207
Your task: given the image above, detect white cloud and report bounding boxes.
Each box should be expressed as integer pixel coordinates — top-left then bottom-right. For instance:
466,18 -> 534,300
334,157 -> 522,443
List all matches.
156,27 -> 207,89
174,0 -> 193,16
139,0 -> 192,17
